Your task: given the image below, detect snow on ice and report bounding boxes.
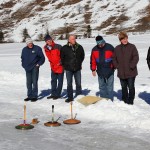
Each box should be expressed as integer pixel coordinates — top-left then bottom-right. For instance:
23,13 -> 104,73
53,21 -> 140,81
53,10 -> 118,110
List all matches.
0,34 -> 150,149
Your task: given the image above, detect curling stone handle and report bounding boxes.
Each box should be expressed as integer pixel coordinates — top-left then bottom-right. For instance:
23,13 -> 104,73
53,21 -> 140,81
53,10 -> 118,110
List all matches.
56,117 -> 61,122
74,113 -> 77,119
52,105 -> 54,112
52,105 -> 54,122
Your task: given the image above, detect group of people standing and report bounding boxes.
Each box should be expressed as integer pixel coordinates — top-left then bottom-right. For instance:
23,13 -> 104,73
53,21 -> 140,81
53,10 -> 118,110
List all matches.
21,31 -> 143,105
21,34 -> 85,103
90,32 -> 139,105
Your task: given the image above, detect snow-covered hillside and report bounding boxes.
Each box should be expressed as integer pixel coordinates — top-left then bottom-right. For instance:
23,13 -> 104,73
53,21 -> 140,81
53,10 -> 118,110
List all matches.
0,34 -> 150,150
0,0 -> 150,42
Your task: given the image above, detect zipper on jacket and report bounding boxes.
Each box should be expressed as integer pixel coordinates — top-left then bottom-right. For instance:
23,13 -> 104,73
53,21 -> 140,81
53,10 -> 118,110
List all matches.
121,45 -> 126,78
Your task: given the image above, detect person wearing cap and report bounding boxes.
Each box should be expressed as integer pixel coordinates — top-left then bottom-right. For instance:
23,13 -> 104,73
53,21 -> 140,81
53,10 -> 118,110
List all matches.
21,38 -> 45,102
90,35 -> 114,100
61,35 -> 85,103
44,35 -> 64,100
113,32 -> 139,105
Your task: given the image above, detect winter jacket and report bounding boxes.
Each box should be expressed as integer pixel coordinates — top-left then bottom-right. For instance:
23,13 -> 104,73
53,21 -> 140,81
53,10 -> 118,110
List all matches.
61,42 -> 85,72
113,43 -> 139,79
44,42 -> 63,74
21,45 -> 45,72
147,47 -> 150,70
90,43 -> 114,78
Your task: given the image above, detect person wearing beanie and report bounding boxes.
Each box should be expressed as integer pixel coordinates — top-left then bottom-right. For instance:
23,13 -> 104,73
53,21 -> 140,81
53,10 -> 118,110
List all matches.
21,38 -> 45,102
61,35 -> 85,103
44,34 -> 64,100
26,38 -> 33,45
90,35 -> 114,101
113,32 -> 139,105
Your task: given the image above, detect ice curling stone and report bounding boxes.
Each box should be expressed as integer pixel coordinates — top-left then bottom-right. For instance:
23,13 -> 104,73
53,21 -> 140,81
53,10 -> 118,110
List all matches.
63,102 -> 81,125
15,124 -> 34,130
44,105 -> 61,127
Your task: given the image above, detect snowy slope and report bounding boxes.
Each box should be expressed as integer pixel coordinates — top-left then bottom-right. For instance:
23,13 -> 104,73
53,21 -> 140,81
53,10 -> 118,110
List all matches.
0,0 -> 150,42
0,34 -> 150,149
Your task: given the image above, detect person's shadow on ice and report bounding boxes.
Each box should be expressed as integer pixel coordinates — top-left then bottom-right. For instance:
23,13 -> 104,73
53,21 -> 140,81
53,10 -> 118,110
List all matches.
138,91 -> 150,104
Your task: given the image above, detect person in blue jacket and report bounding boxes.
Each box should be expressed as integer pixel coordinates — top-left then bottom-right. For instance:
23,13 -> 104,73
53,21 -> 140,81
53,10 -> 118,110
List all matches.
21,38 -> 45,102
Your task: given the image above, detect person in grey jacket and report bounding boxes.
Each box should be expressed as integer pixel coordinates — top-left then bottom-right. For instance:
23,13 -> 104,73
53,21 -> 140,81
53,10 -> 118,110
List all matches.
21,38 -> 45,102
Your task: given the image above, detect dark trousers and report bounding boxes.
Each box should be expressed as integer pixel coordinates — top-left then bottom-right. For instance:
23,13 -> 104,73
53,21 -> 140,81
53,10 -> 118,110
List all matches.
26,67 -> 39,98
51,71 -> 64,97
66,70 -> 82,99
120,77 -> 135,105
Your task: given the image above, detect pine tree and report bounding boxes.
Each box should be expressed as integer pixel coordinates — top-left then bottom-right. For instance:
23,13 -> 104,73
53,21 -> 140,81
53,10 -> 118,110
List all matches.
65,26 -> 69,39
0,30 -> 4,43
84,32 -> 87,38
59,35 -> 63,40
87,25 -> 91,38
22,28 -> 30,42
37,33 -> 44,41
45,29 -> 49,36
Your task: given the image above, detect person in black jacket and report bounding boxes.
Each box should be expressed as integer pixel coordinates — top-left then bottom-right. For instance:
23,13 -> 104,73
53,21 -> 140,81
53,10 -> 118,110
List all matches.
147,47 -> 150,70
21,38 -> 45,102
61,35 -> 85,103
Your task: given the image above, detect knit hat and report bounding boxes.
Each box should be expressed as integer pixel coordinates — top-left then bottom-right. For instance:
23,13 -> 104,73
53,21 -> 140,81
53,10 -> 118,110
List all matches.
44,34 -> 52,42
26,38 -> 33,45
118,31 -> 128,41
95,35 -> 105,45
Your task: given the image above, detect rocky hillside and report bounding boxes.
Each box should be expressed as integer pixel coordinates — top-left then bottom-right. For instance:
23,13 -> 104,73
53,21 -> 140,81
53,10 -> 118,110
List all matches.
0,0 -> 150,42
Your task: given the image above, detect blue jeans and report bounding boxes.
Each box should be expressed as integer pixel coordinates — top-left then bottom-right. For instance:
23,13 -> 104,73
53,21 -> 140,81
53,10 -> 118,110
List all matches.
120,77 -> 135,105
98,74 -> 114,100
66,70 -> 82,99
51,71 -> 64,97
26,66 -> 39,98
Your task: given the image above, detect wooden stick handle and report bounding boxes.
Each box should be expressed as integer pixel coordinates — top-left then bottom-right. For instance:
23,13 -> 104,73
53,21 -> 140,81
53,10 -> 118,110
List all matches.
71,102 -> 73,119
52,105 -> 54,113
24,103 -> 26,124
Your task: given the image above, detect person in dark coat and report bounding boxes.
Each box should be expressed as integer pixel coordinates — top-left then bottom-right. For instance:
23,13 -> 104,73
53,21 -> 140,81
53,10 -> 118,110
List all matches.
147,47 -> 150,70
61,35 -> 85,103
21,38 -> 45,102
44,35 -> 64,100
113,32 -> 139,105
90,35 -> 114,100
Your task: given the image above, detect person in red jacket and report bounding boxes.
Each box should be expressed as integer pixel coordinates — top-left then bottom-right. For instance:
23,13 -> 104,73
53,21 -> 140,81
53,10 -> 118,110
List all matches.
44,35 -> 64,100
90,35 -> 114,100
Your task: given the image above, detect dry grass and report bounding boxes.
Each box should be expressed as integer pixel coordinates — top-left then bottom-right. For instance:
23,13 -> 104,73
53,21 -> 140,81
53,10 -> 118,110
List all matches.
35,7 -> 43,12
84,1 -> 92,24
135,5 -> 150,31
84,13 -> 92,24
97,16 -> 116,30
64,0 -> 81,5
97,14 -> 129,34
11,5 -> 35,21
1,0 -> 150,38
54,26 -> 75,35
1,1 -> 16,8
61,12 -> 70,18
55,2 -> 63,9
113,15 -> 129,25
39,1 -> 50,7
101,3 -> 109,9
